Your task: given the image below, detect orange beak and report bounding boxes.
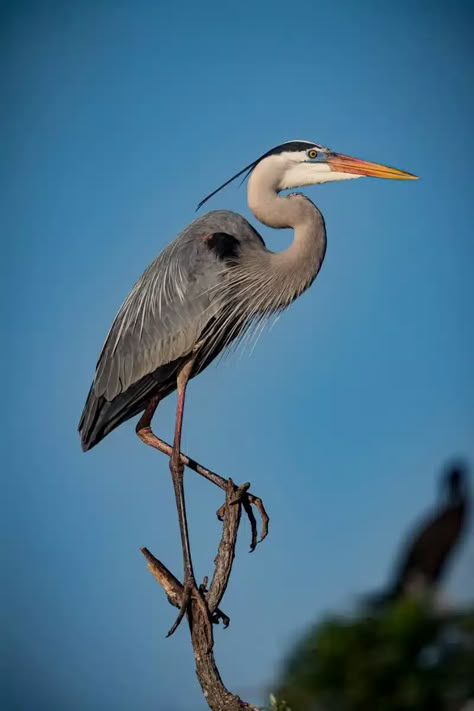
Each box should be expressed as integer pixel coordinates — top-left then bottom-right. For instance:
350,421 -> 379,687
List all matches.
328,153 -> 418,180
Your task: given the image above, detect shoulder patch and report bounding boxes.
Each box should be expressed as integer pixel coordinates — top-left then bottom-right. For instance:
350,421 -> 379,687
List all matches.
202,232 -> 240,261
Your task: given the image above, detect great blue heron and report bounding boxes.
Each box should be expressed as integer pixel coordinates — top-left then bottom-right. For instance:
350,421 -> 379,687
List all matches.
366,462 -> 470,608
79,139 -> 417,634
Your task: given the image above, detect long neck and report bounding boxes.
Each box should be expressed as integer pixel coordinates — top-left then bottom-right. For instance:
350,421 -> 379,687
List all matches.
246,159 -> 327,309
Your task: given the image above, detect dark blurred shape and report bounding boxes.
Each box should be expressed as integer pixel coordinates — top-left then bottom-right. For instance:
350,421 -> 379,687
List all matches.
367,461 -> 470,608
274,600 -> 474,711
272,462 -> 473,710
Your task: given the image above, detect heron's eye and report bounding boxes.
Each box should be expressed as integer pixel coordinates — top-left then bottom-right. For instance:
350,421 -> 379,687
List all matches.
307,149 -> 318,160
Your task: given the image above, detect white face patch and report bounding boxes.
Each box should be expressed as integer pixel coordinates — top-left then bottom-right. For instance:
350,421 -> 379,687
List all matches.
277,161 -> 363,189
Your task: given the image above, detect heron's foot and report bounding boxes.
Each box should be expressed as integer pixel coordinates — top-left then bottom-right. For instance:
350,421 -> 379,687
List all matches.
200,576 -> 230,628
211,607 -> 230,628
166,575 -> 213,648
216,482 -> 270,552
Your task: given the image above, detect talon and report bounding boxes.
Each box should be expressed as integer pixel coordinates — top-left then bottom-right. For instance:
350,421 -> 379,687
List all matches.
249,495 -> 269,544
211,607 -> 230,628
217,484 -> 269,549
219,611 -> 230,628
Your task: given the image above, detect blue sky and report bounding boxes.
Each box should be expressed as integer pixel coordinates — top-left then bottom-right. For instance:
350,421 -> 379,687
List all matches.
2,1 -> 473,709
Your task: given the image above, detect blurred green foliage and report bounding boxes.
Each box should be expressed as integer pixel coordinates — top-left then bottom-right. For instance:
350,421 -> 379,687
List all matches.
274,600 -> 474,711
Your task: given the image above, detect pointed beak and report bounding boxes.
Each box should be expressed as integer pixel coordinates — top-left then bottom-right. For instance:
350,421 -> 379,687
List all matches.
327,153 -> 418,180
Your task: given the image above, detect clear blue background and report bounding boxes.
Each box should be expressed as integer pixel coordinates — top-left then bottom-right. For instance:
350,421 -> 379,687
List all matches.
2,1 -> 473,709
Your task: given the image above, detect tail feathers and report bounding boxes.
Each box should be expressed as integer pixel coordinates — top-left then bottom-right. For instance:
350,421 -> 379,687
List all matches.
78,374 -> 159,451
78,384 -> 102,451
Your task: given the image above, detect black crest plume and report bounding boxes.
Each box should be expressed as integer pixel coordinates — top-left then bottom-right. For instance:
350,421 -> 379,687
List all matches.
196,140 -> 319,211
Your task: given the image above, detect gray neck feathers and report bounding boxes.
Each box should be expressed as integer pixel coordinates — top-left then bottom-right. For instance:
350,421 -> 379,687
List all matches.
245,159 -> 327,311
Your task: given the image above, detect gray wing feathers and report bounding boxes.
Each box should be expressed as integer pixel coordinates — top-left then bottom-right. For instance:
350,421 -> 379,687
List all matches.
93,232 -> 223,401
79,210 -> 266,450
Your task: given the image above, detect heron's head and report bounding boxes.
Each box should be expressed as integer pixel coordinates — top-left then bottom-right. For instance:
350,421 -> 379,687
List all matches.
441,461 -> 469,504
255,140 -> 418,190
197,139 -> 417,210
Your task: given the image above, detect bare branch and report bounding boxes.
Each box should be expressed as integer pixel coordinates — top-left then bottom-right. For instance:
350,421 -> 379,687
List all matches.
207,479 -> 248,613
140,476 -> 262,711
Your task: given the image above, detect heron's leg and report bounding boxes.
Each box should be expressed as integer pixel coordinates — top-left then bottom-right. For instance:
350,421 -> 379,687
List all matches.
136,406 -> 269,548
169,360 -> 194,584
165,360 -> 211,639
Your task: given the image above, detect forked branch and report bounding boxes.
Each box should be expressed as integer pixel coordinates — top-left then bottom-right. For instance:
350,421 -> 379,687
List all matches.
141,478 -> 262,711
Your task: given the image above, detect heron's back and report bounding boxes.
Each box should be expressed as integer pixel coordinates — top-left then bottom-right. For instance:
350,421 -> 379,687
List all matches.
393,503 -> 467,591
79,210 -> 267,450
